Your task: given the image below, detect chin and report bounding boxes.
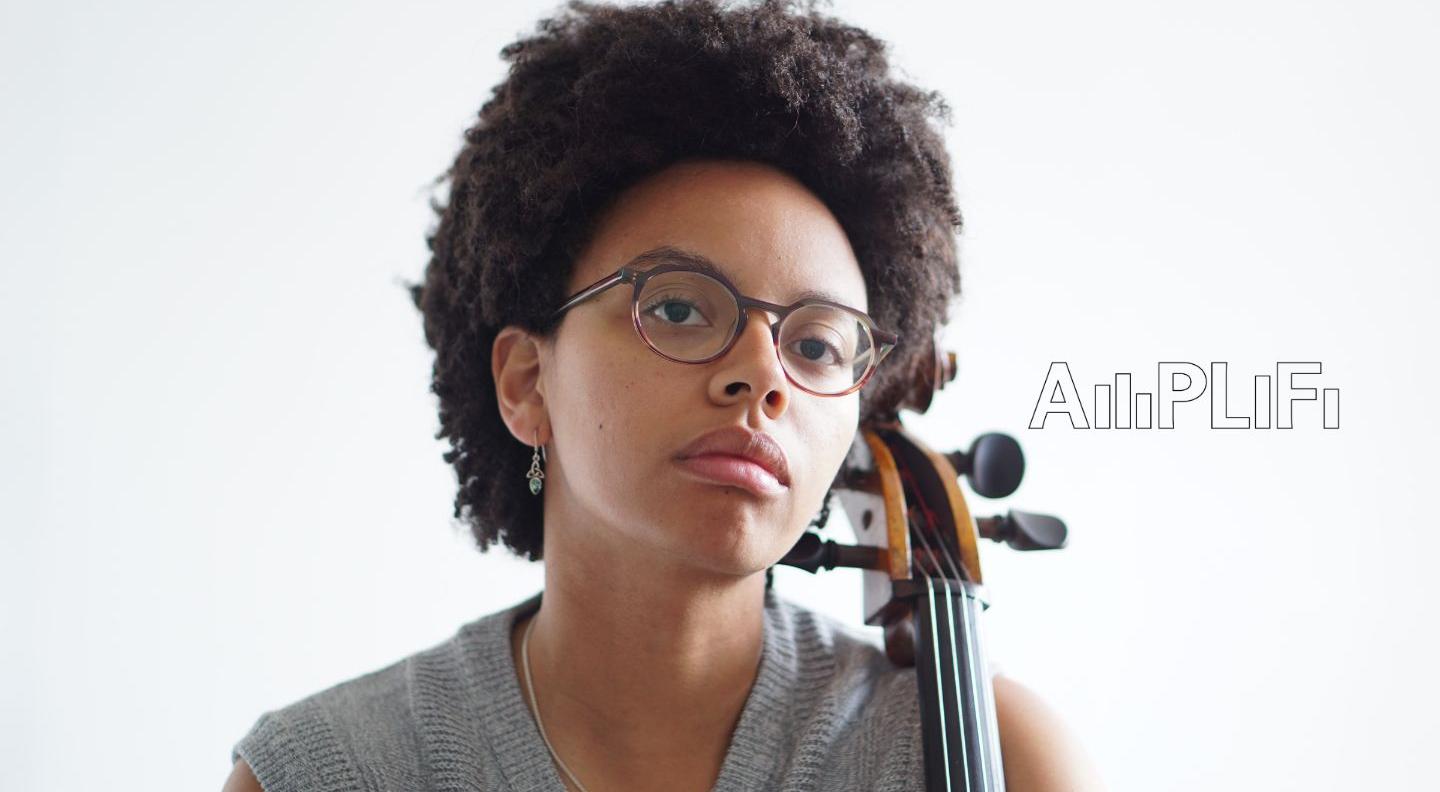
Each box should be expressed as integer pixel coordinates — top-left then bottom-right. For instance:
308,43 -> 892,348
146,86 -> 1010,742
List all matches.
663,508 -> 792,578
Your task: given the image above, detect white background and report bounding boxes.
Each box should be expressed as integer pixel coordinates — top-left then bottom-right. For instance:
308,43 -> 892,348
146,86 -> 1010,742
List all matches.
3,1 -> 1437,789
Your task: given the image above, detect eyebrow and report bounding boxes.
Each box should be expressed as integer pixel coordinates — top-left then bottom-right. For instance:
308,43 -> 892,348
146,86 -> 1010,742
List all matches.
625,245 -> 854,307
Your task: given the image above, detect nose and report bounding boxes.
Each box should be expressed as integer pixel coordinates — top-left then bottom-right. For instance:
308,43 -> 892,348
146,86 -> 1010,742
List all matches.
707,306 -> 791,411
738,305 -> 786,361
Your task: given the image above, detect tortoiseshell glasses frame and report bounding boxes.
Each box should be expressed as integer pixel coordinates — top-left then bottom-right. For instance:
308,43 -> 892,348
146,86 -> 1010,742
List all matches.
550,258 -> 900,397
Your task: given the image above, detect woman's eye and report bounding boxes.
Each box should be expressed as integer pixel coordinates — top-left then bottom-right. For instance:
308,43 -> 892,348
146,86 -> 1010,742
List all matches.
788,336 -> 845,366
643,298 -> 710,326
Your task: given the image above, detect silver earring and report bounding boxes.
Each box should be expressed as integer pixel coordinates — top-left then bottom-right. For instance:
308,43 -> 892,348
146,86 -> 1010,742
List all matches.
526,429 -> 546,495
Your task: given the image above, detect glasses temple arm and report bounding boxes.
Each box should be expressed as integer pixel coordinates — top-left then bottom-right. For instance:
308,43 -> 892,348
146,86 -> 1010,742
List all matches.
552,270 -> 628,316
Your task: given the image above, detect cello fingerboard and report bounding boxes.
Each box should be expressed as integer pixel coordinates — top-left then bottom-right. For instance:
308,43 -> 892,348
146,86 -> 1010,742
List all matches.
911,577 -> 1005,792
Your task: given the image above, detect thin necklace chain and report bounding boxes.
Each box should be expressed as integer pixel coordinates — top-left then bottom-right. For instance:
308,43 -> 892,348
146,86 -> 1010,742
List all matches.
521,615 -> 591,792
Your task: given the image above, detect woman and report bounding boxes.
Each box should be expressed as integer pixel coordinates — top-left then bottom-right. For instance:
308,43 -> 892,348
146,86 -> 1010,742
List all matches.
226,1 -> 1104,789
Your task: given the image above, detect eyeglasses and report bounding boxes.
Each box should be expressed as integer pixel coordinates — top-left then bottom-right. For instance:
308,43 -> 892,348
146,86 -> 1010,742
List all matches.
551,254 -> 900,397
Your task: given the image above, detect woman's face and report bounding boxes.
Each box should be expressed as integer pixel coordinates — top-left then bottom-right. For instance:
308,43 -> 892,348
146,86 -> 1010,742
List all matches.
536,159 -> 868,580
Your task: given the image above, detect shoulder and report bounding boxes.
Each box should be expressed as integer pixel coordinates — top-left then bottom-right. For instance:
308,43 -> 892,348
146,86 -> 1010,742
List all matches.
229,609 -> 508,792
230,652 -> 420,792
221,757 -> 263,792
991,673 -> 1108,792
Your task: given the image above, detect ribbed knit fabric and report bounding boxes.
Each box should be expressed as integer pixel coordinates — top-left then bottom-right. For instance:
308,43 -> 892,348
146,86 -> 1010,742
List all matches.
232,587 -> 944,791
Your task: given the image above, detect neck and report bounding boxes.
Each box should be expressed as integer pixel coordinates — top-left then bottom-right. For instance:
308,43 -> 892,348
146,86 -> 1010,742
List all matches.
511,514 -> 768,785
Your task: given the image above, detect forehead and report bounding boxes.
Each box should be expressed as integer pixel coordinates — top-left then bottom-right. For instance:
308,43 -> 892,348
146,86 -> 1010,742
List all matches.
570,160 -> 869,309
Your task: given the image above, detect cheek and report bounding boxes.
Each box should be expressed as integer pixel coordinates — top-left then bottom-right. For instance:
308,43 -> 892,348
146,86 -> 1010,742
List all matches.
814,394 -> 859,451
549,328 -> 685,496
807,398 -> 860,491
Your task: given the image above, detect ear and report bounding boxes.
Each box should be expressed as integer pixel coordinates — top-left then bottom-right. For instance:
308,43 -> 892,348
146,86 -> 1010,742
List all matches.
492,325 -> 550,446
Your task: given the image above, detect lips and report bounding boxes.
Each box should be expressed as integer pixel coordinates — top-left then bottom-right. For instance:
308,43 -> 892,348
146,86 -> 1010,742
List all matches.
675,454 -> 787,496
674,425 -> 791,494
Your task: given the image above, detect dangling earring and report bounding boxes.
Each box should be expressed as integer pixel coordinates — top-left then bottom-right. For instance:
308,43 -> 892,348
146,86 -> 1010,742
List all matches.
526,428 -> 546,495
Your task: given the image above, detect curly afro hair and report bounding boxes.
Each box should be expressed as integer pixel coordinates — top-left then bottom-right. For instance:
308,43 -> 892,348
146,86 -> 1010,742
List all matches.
406,0 -> 963,561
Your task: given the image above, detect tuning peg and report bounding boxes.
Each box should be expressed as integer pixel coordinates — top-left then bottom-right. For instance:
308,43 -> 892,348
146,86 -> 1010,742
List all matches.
777,531 -> 888,573
976,509 -> 1068,551
946,432 -> 1025,498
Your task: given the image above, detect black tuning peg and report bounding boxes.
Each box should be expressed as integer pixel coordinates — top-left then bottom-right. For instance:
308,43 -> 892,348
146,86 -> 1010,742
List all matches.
777,532 -> 888,573
946,432 -> 1025,498
976,510 -> 1068,551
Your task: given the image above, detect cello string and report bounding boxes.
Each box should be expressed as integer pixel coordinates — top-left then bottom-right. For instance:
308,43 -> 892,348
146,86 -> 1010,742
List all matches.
923,575 -> 956,792
900,471 -> 965,584
955,579 -> 991,791
930,528 -> 998,791
939,576 -> 973,789
901,475 -> 986,790
973,596 -> 1006,792
909,517 -> 959,790
908,521 -> 943,578
911,523 -> 970,791
932,535 -> 965,587
932,528 -> 998,790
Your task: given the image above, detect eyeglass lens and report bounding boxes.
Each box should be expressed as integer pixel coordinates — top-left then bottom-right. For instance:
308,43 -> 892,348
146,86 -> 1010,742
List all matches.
634,269 -> 877,394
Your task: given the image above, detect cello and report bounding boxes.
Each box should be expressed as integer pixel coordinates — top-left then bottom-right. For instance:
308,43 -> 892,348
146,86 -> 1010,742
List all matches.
779,337 -> 1069,791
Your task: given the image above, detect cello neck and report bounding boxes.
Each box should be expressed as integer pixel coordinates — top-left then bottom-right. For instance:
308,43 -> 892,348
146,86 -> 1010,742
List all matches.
911,577 -> 1005,792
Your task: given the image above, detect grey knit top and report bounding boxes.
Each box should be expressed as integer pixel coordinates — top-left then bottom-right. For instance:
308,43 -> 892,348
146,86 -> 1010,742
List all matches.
231,587 -> 938,791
